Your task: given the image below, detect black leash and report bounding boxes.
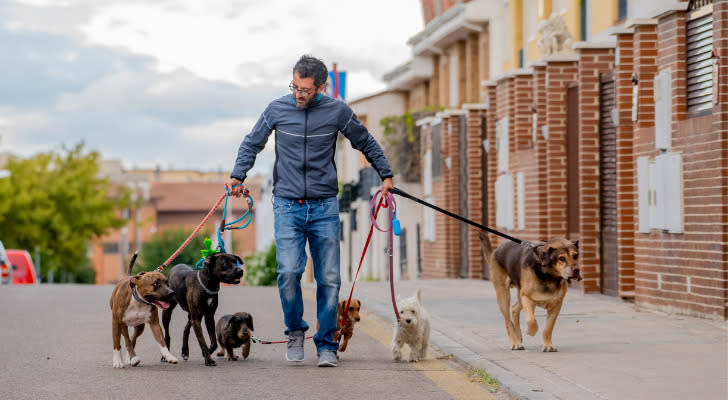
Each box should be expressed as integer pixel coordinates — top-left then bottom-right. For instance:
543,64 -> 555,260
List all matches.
389,187 -> 524,245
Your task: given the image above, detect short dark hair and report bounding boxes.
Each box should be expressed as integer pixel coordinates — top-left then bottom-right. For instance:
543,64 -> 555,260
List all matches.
293,55 -> 328,87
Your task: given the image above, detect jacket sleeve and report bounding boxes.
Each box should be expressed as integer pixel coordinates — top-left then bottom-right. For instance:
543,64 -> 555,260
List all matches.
230,106 -> 275,182
340,109 -> 394,179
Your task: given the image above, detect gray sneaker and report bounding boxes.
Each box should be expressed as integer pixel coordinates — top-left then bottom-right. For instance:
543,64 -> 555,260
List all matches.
317,350 -> 338,367
285,330 -> 304,362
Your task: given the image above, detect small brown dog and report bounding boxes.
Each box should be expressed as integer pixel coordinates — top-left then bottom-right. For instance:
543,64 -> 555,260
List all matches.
336,298 -> 361,353
215,312 -> 254,360
109,253 -> 179,368
479,232 -> 580,352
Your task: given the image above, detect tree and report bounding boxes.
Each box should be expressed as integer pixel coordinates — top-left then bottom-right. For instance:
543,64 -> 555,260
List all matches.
244,242 -> 278,286
0,143 -> 130,283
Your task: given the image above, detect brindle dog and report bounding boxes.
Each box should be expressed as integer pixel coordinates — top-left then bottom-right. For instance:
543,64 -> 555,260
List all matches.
479,232 -> 580,352
162,253 -> 244,366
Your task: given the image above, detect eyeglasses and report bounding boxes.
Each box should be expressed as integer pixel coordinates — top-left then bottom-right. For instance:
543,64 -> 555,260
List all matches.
289,82 -> 315,96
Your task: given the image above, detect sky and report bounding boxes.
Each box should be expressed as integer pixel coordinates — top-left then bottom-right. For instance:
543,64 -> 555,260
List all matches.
0,0 -> 423,177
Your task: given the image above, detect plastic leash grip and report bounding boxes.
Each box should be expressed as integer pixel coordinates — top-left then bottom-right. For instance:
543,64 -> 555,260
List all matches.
392,211 -> 401,236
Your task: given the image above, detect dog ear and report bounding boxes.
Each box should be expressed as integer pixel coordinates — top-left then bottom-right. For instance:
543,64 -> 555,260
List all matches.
244,313 -> 254,332
573,240 -> 579,249
416,288 -> 422,304
129,274 -> 141,288
233,255 -> 244,266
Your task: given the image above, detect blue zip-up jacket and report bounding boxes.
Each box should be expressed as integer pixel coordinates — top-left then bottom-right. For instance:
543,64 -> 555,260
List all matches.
231,94 -> 394,199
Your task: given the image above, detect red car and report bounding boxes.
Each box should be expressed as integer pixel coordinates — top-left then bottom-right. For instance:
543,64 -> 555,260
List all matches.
6,249 -> 38,284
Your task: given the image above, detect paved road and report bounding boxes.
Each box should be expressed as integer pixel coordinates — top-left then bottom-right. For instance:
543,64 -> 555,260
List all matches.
0,284 -> 507,400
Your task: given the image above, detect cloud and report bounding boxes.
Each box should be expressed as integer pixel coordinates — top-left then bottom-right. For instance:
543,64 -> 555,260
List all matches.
0,0 -> 423,175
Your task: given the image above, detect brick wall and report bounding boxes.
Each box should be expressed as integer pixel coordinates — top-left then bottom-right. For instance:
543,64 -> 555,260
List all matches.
614,30 -> 637,296
716,0 -> 728,320
464,104 -> 488,279
577,46 -> 616,293
545,58 -> 579,238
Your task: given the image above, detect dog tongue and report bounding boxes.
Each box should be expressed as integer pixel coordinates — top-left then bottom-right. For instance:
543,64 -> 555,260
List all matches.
154,300 -> 170,309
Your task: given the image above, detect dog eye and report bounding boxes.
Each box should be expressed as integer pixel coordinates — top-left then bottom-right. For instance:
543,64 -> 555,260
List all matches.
153,281 -> 160,288
559,256 -> 566,262
573,254 -> 579,260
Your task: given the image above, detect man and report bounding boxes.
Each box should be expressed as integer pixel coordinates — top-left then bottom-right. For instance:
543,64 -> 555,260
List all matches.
226,55 -> 394,367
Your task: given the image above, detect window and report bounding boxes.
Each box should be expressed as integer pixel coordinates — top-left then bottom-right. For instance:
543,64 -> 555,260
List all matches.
103,242 -> 119,254
431,121 -> 443,178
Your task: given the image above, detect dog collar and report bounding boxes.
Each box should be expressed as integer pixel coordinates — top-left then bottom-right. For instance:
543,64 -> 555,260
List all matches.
132,287 -> 154,306
196,270 -> 219,295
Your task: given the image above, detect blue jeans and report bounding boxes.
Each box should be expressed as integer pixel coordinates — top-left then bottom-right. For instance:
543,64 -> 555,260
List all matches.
273,196 -> 341,353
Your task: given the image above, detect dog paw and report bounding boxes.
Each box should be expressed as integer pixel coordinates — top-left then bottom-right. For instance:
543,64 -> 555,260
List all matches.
205,359 -> 217,366
130,356 -> 141,367
408,355 -> 420,363
392,350 -> 402,362
112,359 -> 124,369
511,343 -> 525,350
542,345 -> 558,352
228,356 -> 239,361
165,355 -> 179,364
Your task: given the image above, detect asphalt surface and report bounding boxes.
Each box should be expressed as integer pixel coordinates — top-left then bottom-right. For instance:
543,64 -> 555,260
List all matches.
0,284 -> 503,400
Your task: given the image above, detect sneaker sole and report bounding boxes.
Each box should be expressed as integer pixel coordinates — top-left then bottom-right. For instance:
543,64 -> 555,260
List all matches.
317,361 -> 337,367
285,355 -> 304,362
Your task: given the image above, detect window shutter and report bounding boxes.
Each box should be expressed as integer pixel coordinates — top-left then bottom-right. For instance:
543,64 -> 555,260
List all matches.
654,69 -> 672,150
517,172 -> 525,230
686,10 -> 713,114
656,152 -> 684,233
497,117 -> 509,173
637,156 -> 649,233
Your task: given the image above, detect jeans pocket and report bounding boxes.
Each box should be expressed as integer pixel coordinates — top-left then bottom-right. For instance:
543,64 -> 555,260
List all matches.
321,197 -> 339,216
273,197 -> 294,214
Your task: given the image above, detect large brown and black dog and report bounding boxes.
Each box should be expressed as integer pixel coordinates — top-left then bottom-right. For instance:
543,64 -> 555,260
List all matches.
162,253 -> 244,366
479,232 -> 580,352
109,253 -> 178,368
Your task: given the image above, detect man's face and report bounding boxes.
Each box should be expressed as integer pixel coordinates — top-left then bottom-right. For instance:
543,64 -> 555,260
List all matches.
291,73 -> 323,109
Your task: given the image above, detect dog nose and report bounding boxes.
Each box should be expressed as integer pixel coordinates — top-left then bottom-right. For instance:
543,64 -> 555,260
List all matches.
355,317 -> 360,322
405,318 -> 411,324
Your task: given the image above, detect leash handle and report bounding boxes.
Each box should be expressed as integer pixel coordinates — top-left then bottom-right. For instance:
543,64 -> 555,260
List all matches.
388,187 -> 523,245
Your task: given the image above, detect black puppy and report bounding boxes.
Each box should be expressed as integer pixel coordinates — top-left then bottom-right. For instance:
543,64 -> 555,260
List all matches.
162,253 -> 244,366
215,312 -> 254,360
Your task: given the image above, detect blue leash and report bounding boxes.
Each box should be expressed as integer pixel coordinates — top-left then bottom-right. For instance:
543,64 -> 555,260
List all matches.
195,185 -> 253,270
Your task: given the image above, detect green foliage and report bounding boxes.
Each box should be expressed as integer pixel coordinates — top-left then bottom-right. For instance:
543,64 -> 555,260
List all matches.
136,228 -> 214,275
468,368 -> 499,392
379,107 -> 442,183
244,242 -> 278,286
0,143 -> 129,283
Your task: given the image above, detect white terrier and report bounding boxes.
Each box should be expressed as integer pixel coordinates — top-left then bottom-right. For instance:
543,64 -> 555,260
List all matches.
391,289 -> 430,362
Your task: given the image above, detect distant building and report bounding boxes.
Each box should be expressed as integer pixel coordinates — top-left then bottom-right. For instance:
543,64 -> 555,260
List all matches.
94,160 -> 261,284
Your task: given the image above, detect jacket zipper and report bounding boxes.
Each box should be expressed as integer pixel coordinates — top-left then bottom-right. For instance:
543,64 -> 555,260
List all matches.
303,109 -> 308,199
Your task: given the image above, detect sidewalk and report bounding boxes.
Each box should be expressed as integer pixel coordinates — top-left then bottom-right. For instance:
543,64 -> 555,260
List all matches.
348,279 -> 728,400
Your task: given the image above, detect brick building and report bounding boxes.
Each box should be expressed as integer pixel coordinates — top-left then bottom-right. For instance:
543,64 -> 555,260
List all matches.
93,165 -> 261,284
375,0 -> 726,319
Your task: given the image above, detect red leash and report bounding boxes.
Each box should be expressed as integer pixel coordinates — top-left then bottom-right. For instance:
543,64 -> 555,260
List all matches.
338,190 -> 399,342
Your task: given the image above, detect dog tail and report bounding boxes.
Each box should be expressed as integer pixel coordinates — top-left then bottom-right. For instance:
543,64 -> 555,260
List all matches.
478,231 -> 494,263
127,251 -> 138,276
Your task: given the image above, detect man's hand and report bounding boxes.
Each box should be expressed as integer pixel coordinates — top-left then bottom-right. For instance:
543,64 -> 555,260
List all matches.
381,177 -> 394,196
225,178 -> 244,197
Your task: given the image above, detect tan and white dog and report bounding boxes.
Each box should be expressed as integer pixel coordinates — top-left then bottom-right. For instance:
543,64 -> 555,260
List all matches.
109,253 -> 179,368
391,289 -> 430,362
